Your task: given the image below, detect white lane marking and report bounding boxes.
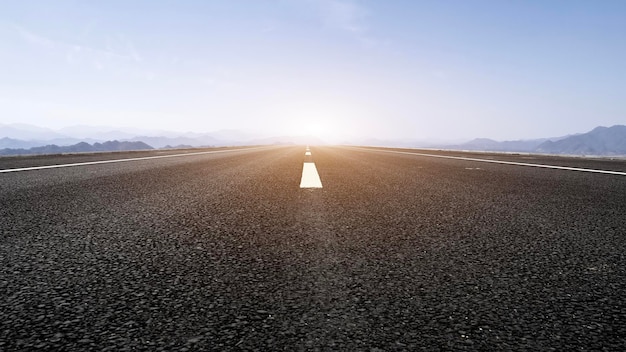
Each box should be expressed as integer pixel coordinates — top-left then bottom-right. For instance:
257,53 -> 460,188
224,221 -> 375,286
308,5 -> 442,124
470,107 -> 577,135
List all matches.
305,151 -> 311,156
300,162 -> 323,188
0,146 -> 271,174
352,147 -> 626,176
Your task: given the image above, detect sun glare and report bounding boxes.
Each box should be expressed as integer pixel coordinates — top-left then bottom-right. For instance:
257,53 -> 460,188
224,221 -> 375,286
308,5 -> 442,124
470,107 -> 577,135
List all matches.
283,114 -> 339,141
280,105 -> 358,142
304,121 -> 328,136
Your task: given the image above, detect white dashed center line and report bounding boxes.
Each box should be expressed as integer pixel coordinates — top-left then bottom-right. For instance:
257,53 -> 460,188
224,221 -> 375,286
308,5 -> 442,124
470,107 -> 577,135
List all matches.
300,163 -> 323,188
300,148 -> 323,188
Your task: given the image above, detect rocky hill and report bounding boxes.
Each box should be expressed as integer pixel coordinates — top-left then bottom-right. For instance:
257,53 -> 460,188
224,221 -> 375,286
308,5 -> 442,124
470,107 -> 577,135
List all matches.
535,125 -> 626,155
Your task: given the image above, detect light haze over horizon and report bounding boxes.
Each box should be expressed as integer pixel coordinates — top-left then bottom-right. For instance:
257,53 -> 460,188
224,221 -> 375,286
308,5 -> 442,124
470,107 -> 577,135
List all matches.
1,1 -> 625,142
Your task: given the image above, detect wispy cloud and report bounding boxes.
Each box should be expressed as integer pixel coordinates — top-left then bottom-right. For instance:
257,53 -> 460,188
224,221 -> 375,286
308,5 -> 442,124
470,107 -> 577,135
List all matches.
319,0 -> 368,33
14,25 -> 142,72
261,18 -> 278,33
309,0 -> 377,47
15,25 -> 56,49
105,33 -> 142,62
432,70 -> 450,80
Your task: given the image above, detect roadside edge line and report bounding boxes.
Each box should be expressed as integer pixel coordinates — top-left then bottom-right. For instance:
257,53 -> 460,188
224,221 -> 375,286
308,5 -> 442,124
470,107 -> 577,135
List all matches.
349,147 -> 626,176
0,146 -> 272,174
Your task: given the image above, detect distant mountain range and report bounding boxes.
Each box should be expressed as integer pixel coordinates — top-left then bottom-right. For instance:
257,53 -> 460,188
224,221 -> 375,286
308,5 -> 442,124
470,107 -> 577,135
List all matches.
442,125 -> 626,156
535,125 -> 626,155
445,137 -> 554,153
0,141 -> 152,156
0,123 -> 625,156
0,124 -> 239,149
0,124 -> 325,150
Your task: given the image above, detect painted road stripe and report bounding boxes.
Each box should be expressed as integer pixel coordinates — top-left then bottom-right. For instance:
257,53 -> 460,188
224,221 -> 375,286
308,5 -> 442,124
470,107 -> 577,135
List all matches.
0,146 -> 270,174
300,162 -> 323,188
354,147 -> 626,176
305,151 -> 311,156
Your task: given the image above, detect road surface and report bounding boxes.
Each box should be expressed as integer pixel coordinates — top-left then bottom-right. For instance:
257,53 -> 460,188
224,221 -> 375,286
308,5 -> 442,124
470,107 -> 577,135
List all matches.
1,146 -> 625,350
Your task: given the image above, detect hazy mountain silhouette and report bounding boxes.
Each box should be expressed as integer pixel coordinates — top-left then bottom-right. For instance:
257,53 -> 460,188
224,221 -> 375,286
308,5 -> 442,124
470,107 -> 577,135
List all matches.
128,135 -> 223,149
246,135 -> 327,146
347,137 -> 441,148
58,126 -> 137,140
0,137 -> 37,149
0,123 -> 66,140
206,129 -> 260,142
0,140 -> 153,156
535,125 -> 626,155
448,138 -> 552,152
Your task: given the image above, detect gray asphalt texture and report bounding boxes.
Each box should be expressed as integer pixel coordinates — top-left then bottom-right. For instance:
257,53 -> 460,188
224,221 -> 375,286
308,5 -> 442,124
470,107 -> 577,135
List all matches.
1,146 -> 625,351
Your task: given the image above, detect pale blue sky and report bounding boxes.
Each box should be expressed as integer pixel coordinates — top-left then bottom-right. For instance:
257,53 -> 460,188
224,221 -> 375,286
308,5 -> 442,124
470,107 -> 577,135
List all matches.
1,0 -> 624,141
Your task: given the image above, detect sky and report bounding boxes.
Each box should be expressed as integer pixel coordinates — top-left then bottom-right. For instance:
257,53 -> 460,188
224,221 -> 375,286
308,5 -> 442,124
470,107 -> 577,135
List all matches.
1,0 -> 625,142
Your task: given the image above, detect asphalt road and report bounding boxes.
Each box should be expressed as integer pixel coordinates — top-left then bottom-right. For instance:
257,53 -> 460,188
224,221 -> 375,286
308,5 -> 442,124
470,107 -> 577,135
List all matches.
1,146 -> 625,351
